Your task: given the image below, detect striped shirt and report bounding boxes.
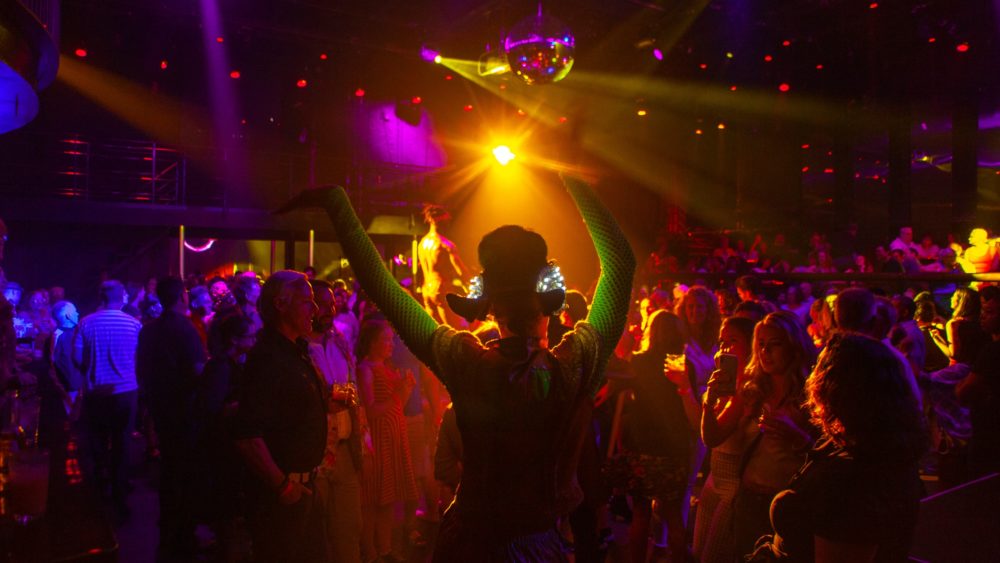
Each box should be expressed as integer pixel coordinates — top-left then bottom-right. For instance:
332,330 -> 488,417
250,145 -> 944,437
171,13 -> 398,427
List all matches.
76,309 -> 141,395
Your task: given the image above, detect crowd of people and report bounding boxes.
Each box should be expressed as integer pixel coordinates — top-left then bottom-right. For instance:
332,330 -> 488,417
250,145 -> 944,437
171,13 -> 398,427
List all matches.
644,224 -> 998,285
1,200 -> 999,563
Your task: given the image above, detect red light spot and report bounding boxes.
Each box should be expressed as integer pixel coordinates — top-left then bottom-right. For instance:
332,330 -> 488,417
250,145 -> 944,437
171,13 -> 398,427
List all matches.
559,116 -> 568,123
216,36 -> 224,43
873,174 -> 880,180
801,166 -> 810,172
517,109 -> 526,116
229,70 -> 240,79
445,75 -> 453,81
354,88 -> 365,97
778,83 -> 790,92
764,55 -> 773,62
815,64 -> 824,70
320,53 -> 328,60
730,85 -> 738,91
869,2 -> 878,8
928,37 -> 936,43
240,119 -> 247,125
296,79 -> 308,88
411,96 -> 422,105
463,104 -> 473,111
782,40 -> 791,47
499,84 -> 507,90
824,168 -> 834,174
160,60 -> 168,70
699,63 -> 708,69
956,43 -> 970,53
801,144 -> 810,149
74,48 -> 87,58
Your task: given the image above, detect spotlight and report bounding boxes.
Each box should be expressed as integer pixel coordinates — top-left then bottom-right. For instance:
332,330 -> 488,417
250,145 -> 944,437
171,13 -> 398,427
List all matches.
420,45 -> 441,63
74,48 -> 87,58
492,145 -> 516,166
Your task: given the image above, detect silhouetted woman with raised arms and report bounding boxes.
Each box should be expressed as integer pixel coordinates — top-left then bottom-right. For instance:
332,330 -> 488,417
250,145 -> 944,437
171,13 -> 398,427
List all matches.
280,174 -> 635,562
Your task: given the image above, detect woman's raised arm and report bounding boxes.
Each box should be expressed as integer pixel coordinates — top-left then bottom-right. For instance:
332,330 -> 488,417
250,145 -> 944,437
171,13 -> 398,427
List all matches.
278,186 -> 440,370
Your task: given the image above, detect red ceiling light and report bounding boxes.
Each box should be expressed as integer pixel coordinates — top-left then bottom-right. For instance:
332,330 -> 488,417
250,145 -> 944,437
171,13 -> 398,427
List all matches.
778,83 -> 790,92
445,75 -> 453,81
730,85 -> 738,91
160,60 -> 168,69
320,53 -> 328,60
463,104 -> 473,112
296,79 -> 308,88
869,2 -> 878,8
354,88 -> 365,97
928,37 -> 936,43
229,70 -> 241,79
558,116 -> 568,123
781,40 -> 791,47
74,48 -> 87,58
699,63 -> 708,69
956,43 -> 970,53
216,36 -> 224,43
411,96 -> 422,105
764,55 -> 773,62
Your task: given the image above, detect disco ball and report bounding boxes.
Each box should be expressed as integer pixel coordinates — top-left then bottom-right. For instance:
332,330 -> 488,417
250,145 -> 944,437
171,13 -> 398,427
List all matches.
503,11 -> 575,85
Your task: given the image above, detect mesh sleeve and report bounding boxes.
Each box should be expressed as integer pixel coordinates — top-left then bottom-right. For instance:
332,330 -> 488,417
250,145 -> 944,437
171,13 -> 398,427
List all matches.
562,175 -> 636,369
322,187 -> 440,371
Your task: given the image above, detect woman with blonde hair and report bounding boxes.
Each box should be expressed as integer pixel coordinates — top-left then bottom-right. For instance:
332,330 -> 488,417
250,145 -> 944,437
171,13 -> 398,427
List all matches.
732,311 -> 818,559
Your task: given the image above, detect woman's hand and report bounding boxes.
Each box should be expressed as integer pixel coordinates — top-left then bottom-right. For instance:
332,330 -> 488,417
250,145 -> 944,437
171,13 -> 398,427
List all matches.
397,369 -> 416,399
277,480 -> 312,506
705,369 -> 728,405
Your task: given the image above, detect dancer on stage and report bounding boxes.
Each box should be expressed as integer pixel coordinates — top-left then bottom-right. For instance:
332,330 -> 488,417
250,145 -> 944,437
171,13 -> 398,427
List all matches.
417,204 -> 468,327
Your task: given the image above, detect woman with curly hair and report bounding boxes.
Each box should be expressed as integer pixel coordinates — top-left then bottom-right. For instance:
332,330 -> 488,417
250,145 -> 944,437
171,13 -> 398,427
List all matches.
752,333 -> 925,562
278,174 -> 635,562
732,311 -> 818,558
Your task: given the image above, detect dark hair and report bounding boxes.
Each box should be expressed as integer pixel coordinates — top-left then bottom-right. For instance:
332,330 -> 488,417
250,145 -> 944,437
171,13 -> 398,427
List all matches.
639,309 -> 685,357
807,333 -> 926,462
310,279 -> 334,293
207,312 -> 255,357
981,285 -> 1000,302
893,295 -> 916,322
564,290 -> 588,324
156,276 -> 186,309
834,287 -> 875,332
357,319 -> 391,361
734,300 -> 767,323
951,287 -> 980,320
99,280 -> 125,306
721,315 -> 756,348
736,275 -> 762,296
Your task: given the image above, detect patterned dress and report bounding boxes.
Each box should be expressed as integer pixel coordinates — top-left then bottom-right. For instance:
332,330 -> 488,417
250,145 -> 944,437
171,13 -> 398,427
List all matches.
359,359 -> 418,506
